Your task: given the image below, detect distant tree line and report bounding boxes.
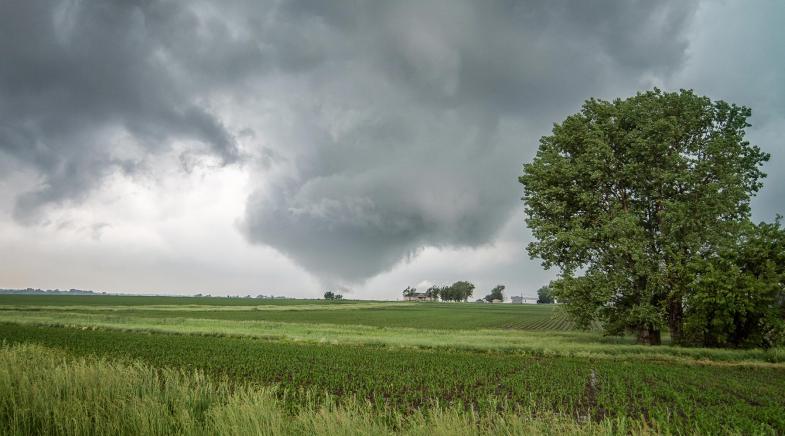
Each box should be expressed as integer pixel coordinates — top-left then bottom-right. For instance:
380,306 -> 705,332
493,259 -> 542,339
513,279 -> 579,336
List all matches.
402,281 -> 476,302
323,291 -> 343,300
403,283 -> 555,303
0,288 -> 105,296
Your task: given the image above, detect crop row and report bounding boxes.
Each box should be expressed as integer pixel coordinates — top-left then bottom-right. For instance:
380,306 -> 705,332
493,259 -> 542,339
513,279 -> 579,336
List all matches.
0,295 -> 565,330
1,323 -> 784,434
504,311 -> 576,330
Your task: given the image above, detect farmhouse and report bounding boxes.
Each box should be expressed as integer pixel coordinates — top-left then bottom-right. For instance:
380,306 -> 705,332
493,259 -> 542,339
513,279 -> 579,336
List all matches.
511,296 -> 538,304
404,292 -> 434,302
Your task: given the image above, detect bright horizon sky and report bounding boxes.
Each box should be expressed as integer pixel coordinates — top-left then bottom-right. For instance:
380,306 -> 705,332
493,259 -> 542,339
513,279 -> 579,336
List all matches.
1,1 -> 783,299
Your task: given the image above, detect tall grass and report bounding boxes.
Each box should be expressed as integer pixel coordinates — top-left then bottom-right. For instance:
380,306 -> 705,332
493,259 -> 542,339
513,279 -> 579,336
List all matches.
0,343 -> 651,435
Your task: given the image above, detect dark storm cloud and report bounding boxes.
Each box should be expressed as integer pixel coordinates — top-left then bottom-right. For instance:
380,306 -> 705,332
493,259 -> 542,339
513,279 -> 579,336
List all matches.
239,0 -> 699,283
670,1 -> 785,224
0,0 -> 242,222
1,0 -> 702,283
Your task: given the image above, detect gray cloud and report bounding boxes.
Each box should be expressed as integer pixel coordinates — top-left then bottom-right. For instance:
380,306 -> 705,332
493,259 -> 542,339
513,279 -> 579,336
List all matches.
12,0 -> 759,287
238,0 -> 699,283
0,0 -> 240,223
667,1 -> 785,223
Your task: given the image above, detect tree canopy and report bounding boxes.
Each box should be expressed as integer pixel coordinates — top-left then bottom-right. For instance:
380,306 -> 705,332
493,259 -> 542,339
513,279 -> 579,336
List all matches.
436,281 -> 475,302
484,285 -> 505,302
536,285 -> 554,304
520,89 -> 780,346
323,291 -> 343,300
684,219 -> 785,347
425,286 -> 440,300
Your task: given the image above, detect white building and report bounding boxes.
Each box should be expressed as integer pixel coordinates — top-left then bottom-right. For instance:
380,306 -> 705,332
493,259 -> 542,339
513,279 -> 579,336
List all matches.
511,295 -> 538,304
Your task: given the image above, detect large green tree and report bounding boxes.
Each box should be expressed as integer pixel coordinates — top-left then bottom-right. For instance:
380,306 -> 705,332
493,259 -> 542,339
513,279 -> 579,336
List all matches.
520,89 -> 770,345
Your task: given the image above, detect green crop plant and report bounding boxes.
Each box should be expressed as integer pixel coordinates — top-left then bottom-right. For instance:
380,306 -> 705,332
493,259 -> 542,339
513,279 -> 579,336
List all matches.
1,324 -> 783,434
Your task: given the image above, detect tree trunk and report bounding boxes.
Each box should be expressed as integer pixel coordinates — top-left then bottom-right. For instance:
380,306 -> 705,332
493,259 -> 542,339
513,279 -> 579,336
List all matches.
667,297 -> 684,345
636,326 -> 662,345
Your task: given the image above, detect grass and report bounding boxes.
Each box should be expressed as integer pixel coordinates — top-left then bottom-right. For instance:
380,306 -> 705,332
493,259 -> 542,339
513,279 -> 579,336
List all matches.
1,323 -> 784,434
0,342 -> 659,435
1,295 -> 784,434
1,311 -> 783,364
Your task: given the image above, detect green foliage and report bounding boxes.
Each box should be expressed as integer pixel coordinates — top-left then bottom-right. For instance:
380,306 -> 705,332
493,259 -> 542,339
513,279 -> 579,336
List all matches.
684,219 -> 785,348
536,285 -> 555,304
520,88 -> 772,345
484,285 -> 505,302
440,281 -> 475,302
401,286 -> 417,298
323,291 -> 343,300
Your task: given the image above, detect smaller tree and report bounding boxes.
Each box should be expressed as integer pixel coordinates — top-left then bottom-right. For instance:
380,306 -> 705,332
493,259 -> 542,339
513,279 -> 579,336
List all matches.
439,286 -> 451,301
444,285 -> 455,302
425,286 -> 441,301
484,285 -> 505,302
536,285 -> 555,304
402,286 -> 417,298
324,291 -> 343,300
449,281 -> 475,302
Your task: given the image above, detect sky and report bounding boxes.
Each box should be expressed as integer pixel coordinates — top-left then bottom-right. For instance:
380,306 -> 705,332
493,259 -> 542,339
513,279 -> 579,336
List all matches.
1,0 -> 783,299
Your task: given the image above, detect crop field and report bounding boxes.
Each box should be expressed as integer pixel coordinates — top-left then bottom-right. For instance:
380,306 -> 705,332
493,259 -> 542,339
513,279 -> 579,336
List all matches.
1,295 -> 784,434
0,294 -> 355,306
0,295 -> 569,330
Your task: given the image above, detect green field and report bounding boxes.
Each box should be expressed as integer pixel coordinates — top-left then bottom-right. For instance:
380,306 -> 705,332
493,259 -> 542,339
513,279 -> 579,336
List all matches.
0,295 -> 569,329
1,295 -> 784,434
